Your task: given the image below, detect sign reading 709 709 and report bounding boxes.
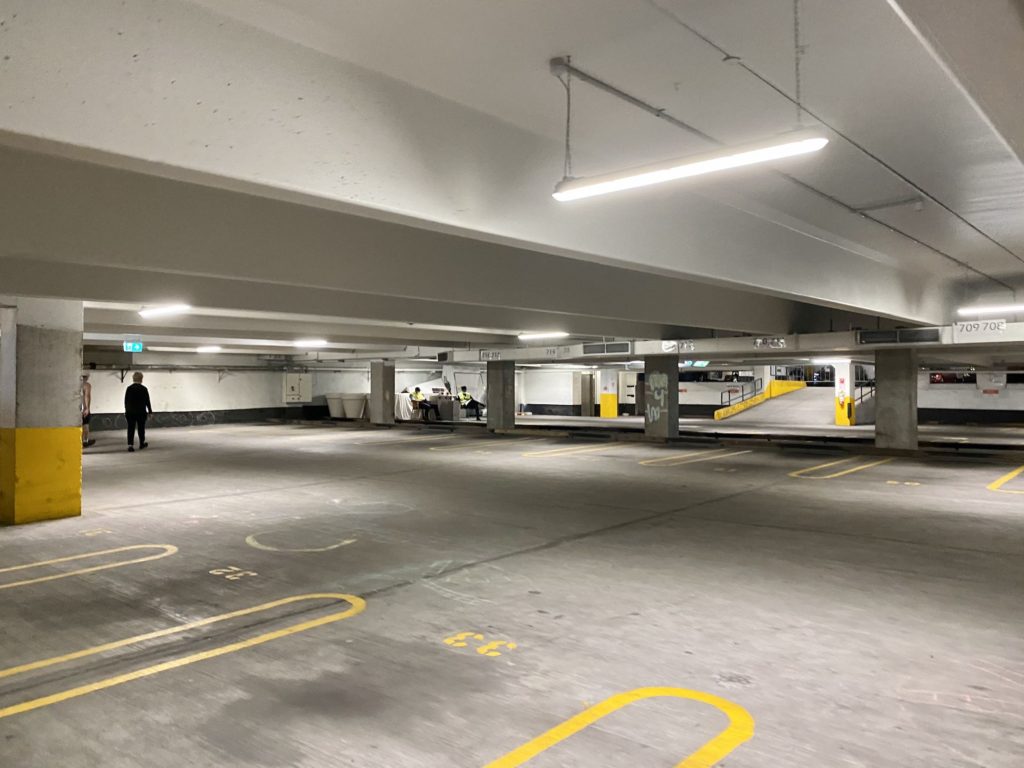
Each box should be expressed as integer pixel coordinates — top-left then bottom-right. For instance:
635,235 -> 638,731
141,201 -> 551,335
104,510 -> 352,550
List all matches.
953,319 -> 1006,344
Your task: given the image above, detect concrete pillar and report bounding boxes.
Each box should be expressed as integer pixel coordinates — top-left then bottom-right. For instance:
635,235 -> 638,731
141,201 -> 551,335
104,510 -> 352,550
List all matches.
643,355 -> 679,439
875,349 -> 918,450
832,359 -> 855,426
486,360 -> 515,431
368,360 -> 395,425
1,298 -> 84,525
752,365 -> 773,395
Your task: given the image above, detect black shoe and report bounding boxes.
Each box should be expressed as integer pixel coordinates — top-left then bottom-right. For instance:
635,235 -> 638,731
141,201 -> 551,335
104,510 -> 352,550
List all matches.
140,442 -> 148,450
128,446 -> 135,452
83,439 -> 96,448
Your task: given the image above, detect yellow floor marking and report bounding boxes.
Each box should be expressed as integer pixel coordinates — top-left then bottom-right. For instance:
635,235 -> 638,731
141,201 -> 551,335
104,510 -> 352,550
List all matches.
430,437 -> 538,453
987,464 -> 1024,495
0,593 -> 365,720
788,456 -> 894,480
0,545 -> 177,591
353,434 -> 457,447
245,532 -> 357,552
521,443 -> 617,458
484,687 -> 753,768
640,449 -> 752,467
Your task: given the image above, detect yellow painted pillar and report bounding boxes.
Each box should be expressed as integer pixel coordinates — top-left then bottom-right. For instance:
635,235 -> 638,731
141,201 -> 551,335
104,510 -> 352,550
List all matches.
0,299 -> 84,525
832,359 -> 856,427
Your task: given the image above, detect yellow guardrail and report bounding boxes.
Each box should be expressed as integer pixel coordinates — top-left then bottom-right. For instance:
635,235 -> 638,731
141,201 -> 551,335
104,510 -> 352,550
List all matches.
713,380 -> 806,421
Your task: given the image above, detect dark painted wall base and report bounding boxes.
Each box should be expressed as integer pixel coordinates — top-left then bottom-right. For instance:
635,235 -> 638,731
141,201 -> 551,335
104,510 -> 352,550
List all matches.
525,404 -> 581,416
89,406 -> 325,431
919,408 -> 1024,425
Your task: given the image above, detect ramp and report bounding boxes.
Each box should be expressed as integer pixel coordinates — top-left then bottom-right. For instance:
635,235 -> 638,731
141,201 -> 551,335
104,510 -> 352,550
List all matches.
724,386 -> 835,427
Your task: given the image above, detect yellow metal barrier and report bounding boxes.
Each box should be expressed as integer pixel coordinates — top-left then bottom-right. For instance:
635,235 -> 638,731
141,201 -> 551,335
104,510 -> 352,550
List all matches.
714,379 -> 806,421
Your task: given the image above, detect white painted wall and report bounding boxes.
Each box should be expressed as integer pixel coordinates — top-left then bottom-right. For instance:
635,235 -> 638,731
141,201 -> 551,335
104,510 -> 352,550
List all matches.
87,369 -> 283,413
522,370 -> 575,405
918,373 -> 1024,411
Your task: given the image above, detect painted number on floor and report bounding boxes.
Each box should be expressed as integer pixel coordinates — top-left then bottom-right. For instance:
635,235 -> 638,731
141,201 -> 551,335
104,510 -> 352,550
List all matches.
443,632 -> 518,657
209,565 -> 258,581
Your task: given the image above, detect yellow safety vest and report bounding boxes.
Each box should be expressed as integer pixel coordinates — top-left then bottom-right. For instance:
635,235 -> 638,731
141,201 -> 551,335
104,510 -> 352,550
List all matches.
411,391 -> 425,402
458,392 -> 472,405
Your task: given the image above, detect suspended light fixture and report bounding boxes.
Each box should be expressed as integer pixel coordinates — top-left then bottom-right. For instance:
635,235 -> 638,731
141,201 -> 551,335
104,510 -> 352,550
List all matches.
553,130 -> 828,202
138,303 -> 191,319
195,345 -> 222,353
294,339 -> 328,348
518,331 -> 570,341
957,304 -> 1024,317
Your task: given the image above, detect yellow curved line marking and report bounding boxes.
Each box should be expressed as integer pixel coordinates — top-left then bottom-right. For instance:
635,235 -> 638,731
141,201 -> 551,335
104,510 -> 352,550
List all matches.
788,456 -> 893,479
245,533 -> 357,552
988,464 -> 1024,494
0,545 -> 178,591
485,687 -> 753,768
0,593 -> 365,720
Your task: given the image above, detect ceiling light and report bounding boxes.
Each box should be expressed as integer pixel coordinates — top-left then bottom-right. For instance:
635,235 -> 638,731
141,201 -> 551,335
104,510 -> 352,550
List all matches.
195,346 -> 222,353
552,130 -> 829,202
956,304 -> 1024,317
294,339 -> 328,348
518,331 -> 570,341
812,357 -> 850,366
138,304 -> 191,319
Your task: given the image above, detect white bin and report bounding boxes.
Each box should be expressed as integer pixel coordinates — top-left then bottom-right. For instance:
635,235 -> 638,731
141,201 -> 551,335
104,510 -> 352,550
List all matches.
341,394 -> 367,419
325,394 -> 345,418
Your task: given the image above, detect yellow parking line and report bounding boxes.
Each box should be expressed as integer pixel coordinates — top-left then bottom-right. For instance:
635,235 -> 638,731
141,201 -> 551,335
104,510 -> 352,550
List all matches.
0,593 -> 365,720
0,545 -> 178,591
354,434 -> 456,447
521,443 -> 617,458
640,449 -> 751,467
430,437 -> 538,453
484,686 -> 754,768
789,456 -> 894,480
987,464 -> 1024,494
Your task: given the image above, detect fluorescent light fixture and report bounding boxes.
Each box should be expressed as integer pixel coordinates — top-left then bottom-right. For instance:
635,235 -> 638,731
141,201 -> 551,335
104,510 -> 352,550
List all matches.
195,346 -> 222,353
812,357 -> 850,366
956,304 -> 1024,317
293,339 -> 328,348
138,304 -> 191,319
692,360 -> 710,368
553,129 -> 829,202
518,331 -> 570,341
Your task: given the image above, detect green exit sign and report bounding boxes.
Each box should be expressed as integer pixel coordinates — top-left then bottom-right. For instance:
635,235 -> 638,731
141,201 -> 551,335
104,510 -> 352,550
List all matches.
123,341 -> 144,353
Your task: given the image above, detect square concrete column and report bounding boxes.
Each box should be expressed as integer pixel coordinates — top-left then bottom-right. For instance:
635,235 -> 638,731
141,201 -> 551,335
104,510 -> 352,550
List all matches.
643,355 -> 679,439
486,360 -> 515,431
1,298 -> 84,524
368,360 -> 395,425
875,349 -> 918,450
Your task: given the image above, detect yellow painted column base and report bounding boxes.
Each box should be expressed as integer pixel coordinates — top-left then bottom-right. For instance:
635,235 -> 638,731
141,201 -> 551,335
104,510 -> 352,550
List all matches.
0,427 -> 82,525
834,398 -> 856,427
599,393 -> 618,418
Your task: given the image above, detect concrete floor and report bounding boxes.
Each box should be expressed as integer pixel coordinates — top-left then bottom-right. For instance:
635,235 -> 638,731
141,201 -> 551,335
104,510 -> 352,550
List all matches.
1,423 -> 1023,767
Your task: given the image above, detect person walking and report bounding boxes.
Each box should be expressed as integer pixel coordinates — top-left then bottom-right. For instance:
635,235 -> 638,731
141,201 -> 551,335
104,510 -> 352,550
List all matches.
124,372 -> 153,452
81,374 -> 96,448
457,385 -> 484,420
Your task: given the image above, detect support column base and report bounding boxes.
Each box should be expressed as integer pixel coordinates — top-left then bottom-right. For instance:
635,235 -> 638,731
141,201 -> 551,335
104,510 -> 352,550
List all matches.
0,427 -> 82,525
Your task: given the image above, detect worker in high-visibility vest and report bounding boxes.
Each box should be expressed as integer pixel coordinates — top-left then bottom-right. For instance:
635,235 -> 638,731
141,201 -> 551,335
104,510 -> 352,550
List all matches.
457,386 -> 483,421
411,387 -> 440,421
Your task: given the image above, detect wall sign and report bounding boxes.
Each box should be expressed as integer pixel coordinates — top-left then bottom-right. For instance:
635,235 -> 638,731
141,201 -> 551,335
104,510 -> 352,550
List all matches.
480,350 -> 502,361
953,319 -> 1006,343
122,341 -> 144,353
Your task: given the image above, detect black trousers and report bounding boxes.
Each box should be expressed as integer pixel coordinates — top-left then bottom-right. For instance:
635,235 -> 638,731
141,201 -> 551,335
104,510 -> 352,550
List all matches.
127,413 -> 147,446
418,402 -> 440,420
461,399 -> 483,418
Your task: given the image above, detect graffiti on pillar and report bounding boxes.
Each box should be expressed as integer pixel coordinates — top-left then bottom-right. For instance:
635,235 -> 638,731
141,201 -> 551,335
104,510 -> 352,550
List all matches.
645,371 -> 669,423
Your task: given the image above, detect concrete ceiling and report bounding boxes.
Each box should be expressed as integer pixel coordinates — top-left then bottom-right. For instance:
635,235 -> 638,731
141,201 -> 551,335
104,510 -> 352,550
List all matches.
1,0 -> 1023,350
